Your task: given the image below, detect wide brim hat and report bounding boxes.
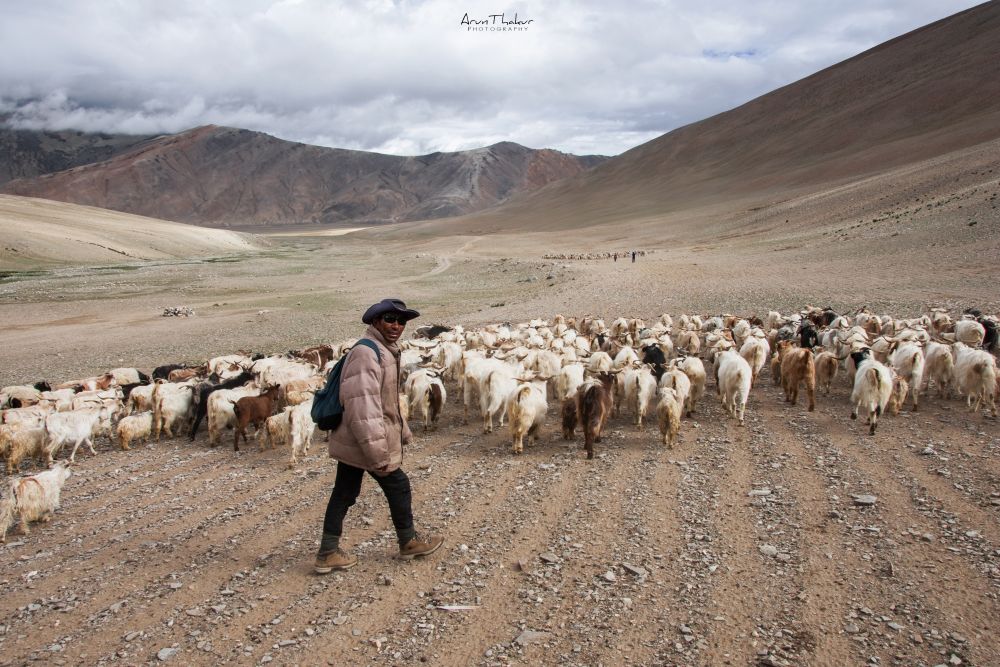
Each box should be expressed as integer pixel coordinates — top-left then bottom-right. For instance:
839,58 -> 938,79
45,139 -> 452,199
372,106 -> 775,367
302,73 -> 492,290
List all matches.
362,298 -> 421,324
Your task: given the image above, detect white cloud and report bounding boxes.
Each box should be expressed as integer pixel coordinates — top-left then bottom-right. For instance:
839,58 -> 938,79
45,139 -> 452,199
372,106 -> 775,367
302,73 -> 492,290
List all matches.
0,0 -> 984,155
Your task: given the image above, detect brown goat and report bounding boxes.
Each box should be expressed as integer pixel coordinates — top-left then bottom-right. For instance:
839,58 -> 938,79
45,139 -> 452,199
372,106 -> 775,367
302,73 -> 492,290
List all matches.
561,397 -> 578,440
233,385 -> 281,451
776,341 -> 816,411
814,350 -> 839,395
575,373 -> 616,460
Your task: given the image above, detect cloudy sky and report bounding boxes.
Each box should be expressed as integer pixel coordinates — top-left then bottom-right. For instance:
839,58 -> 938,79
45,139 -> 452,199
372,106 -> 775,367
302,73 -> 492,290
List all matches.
0,0 -> 984,156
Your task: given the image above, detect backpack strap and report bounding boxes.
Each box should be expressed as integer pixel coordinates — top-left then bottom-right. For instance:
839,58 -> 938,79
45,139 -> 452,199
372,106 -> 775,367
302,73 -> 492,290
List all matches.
354,338 -> 382,363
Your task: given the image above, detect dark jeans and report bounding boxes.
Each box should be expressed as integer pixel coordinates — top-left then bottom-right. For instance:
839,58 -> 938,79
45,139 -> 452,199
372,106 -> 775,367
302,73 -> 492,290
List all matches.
322,462 -> 415,545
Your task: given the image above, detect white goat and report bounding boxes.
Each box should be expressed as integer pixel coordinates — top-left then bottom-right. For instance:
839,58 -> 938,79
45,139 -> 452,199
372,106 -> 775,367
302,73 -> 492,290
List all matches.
0,462 -> 73,542
850,358 -> 893,435
507,378 -> 548,454
716,350 -> 752,426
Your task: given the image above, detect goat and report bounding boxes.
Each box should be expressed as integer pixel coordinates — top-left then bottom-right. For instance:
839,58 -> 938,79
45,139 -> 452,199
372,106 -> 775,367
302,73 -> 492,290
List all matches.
813,350 -> 839,395
507,377 -> 548,454
0,462 -> 72,542
739,336 -> 770,386
116,412 -> 154,451
952,342 -> 997,416
922,342 -> 955,398
676,356 -> 706,417
189,371 -> 255,440
776,340 -> 816,411
715,350 -> 752,426
576,372 -> 616,460
655,387 -> 682,448
1,425 -> 47,474
233,385 -> 281,451
658,367 -> 692,420
890,343 -> 924,411
405,368 -> 447,431
851,358 -> 893,435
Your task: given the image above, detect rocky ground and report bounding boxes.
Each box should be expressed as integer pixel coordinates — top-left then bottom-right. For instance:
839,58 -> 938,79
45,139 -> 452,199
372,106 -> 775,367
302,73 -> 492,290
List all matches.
1,359 -> 998,667
1,179 -> 999,665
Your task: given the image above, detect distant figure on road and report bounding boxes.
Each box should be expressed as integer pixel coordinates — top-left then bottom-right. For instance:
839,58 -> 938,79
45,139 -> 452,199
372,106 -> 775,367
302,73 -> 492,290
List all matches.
631,251 -> 636,263
614,252 -> 618,262
315,298 -> 444,573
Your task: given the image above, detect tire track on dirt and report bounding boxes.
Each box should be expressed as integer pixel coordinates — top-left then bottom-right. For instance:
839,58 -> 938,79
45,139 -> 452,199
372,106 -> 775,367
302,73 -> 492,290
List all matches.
426,435 -> 653,666
806,404 -> 1000,666
284,433 -> 596,666
2,447 -> 315,613
76,432 -> 482,665
586,434 -> 686,666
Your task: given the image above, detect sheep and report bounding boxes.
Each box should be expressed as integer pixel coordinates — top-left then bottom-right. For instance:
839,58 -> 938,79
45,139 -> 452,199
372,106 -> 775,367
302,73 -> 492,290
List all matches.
923,342 -> 955,398
739,336 -> 770,386
404,369 -> 447,431
233,385 -> 282,451
715,350 -> 752,426
507,377 -> 548,454
890,343 -> 925,411
676,356 -> 706,417
887,369 -> 910,417
116,412 -> 154,451
850,358 -> 893,435
814,350 -> 840,395
775,340 -> 816,411
655,387 -> 682,448
952,342 -> 997,416
0,462 -> 72,542
575,372 -> 616,460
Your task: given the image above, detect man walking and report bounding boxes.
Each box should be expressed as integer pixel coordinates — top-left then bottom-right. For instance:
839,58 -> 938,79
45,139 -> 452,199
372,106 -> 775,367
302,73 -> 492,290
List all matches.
315,298 -> 444,573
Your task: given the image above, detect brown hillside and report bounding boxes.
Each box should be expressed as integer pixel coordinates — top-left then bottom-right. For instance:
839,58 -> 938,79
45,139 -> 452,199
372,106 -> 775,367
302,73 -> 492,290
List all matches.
386,1 -> 1000,238
0,127 -> 606,227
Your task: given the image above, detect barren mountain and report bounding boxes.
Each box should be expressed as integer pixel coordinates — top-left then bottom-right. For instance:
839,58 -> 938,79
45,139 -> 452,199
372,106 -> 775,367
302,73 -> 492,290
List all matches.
0,126 -> 606,227
0,122 -> 153,186
388,1 -> 1000,239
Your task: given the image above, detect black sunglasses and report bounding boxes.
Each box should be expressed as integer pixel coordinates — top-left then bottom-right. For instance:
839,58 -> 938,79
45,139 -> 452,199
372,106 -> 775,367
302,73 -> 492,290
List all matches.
381,314 -> 407,325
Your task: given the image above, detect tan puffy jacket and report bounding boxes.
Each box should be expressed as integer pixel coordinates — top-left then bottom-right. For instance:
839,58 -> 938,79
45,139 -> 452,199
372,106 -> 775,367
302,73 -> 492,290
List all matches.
327,326 -> 412,473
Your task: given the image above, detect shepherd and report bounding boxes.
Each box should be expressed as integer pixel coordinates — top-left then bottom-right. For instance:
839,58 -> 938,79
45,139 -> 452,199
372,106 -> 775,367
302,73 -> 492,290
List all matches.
315,298 -> 444,573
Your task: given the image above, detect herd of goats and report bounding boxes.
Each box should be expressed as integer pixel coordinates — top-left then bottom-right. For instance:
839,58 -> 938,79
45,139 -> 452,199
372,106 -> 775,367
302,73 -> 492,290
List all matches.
1,304 -> 998,542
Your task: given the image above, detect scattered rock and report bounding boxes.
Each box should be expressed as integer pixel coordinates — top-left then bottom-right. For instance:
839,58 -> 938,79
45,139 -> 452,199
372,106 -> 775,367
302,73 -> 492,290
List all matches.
157,647 -> 178,661
853,494 -> 878,506
514,630 -> 550,646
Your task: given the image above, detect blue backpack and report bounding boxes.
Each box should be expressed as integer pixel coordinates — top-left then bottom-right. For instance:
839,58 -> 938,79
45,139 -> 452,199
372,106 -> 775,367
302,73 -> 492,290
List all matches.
311,339 -> 382,431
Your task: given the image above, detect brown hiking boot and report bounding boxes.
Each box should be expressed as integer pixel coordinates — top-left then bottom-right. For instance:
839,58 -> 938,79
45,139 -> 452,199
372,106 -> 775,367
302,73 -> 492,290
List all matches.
397,532 -> 444,560
314,549 -> 358,574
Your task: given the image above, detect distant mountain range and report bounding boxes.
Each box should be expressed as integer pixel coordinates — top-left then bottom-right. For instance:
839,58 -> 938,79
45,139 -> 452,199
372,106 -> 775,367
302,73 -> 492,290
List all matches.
0,124 -> 607,227
400,1 -> 1000,237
